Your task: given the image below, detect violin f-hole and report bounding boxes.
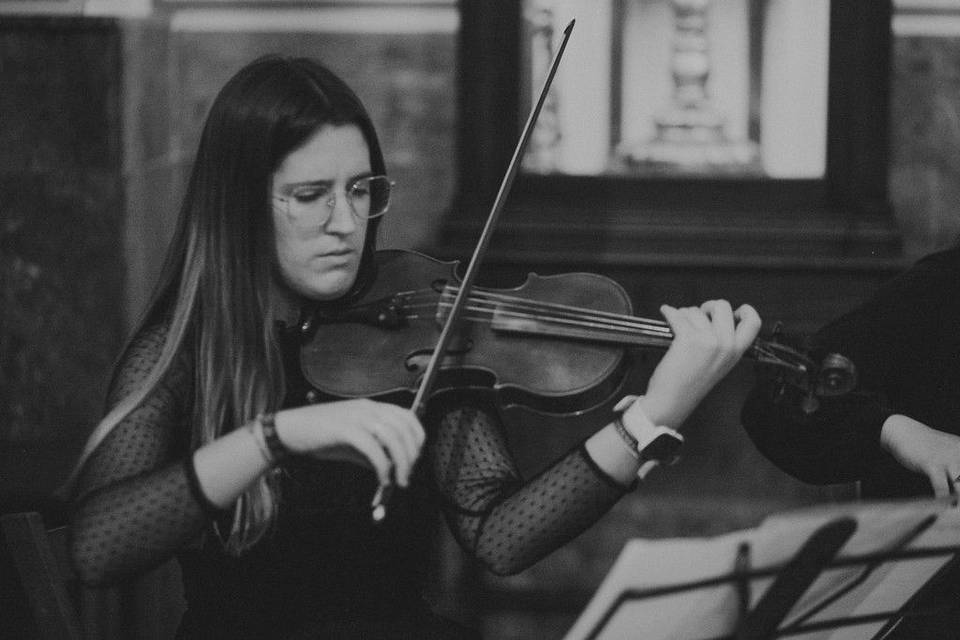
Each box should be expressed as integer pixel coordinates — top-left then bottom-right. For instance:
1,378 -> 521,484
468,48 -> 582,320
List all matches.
405,339 -> 475,373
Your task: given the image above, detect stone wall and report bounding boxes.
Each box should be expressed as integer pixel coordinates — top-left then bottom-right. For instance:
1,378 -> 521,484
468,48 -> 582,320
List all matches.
0,17 -> 125,500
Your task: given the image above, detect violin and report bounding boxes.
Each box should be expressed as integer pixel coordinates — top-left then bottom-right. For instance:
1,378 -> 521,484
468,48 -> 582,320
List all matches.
299,249 -> 858,417
312,19 -> 855,521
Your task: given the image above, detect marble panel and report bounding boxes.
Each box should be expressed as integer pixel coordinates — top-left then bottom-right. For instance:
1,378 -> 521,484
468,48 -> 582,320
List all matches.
0,18 -> 124,498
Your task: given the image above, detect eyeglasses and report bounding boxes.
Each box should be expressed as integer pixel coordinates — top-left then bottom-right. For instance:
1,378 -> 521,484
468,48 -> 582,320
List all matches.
272,175 -> 394,226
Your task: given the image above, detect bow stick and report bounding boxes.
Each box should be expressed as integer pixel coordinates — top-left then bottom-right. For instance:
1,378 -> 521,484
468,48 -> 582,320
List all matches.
371,18 -> 577,522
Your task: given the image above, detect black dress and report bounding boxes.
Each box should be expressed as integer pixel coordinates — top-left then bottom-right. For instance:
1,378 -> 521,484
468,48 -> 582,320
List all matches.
741,245 -> 960,638
70,318 -> 631,639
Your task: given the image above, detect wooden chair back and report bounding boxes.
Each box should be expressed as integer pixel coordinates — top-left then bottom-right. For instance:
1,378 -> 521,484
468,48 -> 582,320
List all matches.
1,511 -> 81,640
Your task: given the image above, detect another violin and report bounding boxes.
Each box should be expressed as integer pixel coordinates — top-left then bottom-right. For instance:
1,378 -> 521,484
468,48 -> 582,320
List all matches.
299,250 -> 857,417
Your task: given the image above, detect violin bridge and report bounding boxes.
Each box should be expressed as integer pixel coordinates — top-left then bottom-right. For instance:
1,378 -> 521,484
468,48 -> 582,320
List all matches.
491,314 -> 546,334
434,283 -> 456,326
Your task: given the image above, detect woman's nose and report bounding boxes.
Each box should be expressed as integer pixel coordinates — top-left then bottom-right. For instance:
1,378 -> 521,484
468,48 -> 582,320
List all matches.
322,191 -> 358,234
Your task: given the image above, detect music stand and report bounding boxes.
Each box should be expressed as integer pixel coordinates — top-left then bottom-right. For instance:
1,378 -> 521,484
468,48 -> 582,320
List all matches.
563,498 -> 960,640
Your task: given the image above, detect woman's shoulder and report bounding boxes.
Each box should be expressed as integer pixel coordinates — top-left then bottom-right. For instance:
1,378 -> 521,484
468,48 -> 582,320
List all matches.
110,315 -> 193,403
118,317 -> 179,372
128,318 -> 171,351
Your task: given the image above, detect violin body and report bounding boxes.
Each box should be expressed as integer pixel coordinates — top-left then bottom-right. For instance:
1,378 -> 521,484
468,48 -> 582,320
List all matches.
300,250 -> 855,418
300,250 -> 632,415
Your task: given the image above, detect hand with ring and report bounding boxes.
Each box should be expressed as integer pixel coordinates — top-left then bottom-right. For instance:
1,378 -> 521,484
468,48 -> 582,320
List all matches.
880,414 -> 960,497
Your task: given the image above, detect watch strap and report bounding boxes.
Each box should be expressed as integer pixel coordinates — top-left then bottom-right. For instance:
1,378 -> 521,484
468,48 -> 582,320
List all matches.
612,396 -> 684,477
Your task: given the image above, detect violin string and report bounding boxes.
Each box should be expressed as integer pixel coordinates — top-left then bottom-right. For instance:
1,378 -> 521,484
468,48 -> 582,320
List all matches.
397,288 -> 789,365
402,288 -> 671,334
399,287 -> 670,331
403,298 -> 670,338
402,292 -> 782,360
458,289 -> 787,363
475,307 -> 671,343
467,303 -> 671,339
404,311 -> 671,347
459,286 -> 673,330
402,287 -> 776,350
403,308 -> 786,364
472,291 -> 673,333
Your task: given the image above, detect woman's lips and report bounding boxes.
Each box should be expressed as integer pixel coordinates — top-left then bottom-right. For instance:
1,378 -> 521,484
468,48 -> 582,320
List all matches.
317,247 -> 353,258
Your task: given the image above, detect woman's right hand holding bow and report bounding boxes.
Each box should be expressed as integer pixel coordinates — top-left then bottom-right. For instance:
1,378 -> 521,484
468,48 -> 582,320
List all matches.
275,400 -> 425,488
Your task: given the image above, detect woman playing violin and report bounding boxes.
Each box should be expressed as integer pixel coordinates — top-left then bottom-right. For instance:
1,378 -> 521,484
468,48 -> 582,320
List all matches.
68,55 -> 761,639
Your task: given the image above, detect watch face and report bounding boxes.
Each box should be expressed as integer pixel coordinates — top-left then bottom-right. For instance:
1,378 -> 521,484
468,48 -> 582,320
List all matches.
641,432 -> 683,464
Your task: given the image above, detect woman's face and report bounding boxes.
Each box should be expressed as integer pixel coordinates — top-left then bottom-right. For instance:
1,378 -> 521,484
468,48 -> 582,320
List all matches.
271,124 -> 371,300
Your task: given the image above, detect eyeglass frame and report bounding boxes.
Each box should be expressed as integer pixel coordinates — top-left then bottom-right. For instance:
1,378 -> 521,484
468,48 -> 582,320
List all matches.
271,174 -> 395,225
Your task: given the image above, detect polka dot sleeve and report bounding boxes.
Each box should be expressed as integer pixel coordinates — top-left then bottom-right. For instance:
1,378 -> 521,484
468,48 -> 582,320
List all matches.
430,401 -> 628,576
69,323 -> 207,586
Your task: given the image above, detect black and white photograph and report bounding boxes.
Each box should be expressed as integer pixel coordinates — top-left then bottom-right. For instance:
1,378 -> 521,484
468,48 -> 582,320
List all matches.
3,1 -> 960,639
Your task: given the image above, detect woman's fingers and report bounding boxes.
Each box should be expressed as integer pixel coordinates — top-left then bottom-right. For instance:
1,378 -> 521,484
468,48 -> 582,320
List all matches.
392,405 -> 426,456
701,299 -> 734,351
932,462 -> 960,498
368,404 -> 424,486
931,469 -> 952,499
345,428 -> 397,487
666,300 -> 761,362
682,305 -> 713,332
948,469 -> 960,497
733,304 -> 762,351
643,299 -> 761,428
361,402 -> 425,486
661,305 -> 708,343
278,400 -> 426,487
881,415 -> 960,497
701,299 -> 761,356
659,304 -> 682,332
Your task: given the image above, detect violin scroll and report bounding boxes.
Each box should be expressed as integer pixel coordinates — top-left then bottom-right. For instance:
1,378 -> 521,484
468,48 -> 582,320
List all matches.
757,325 -> 858,415
816,352 -> 858,397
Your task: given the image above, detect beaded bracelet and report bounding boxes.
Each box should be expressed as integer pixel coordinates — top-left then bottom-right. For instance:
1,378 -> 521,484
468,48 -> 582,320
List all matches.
259,412 -> 290,462
612,415 -> 640,460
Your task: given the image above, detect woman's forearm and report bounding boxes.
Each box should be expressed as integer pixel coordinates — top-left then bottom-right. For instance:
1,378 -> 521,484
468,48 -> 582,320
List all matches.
584,423 -> 644,484
192,420 -> 275,509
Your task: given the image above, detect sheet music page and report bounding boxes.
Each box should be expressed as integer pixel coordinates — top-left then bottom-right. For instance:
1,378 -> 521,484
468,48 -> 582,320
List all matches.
562,530 -> 751,640
563,499 -> 959,640
770,499 -> 960,640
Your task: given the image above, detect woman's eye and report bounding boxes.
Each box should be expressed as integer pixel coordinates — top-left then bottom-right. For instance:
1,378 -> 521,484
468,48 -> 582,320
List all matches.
293,186 -> 330,202
348,184 -> 371,199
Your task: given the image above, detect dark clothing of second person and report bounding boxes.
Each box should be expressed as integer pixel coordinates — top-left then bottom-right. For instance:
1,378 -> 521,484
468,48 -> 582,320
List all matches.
741,245 -> 960,639
742,245 -> 960,499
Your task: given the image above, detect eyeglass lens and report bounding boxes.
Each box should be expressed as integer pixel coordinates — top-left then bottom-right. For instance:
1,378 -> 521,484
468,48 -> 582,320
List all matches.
353,175 -> 392,218
276,175 -> 393,223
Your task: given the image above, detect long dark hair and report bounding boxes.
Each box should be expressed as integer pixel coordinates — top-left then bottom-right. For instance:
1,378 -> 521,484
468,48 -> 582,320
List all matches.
73,56 -> 387,553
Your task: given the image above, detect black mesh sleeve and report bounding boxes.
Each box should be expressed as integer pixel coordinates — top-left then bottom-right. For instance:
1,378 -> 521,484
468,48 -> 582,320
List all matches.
430,401 -> 628,576
69,323 -> 210,586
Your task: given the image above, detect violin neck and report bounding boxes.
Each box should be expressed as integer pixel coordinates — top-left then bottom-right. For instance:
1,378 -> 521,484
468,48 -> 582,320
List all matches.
490,312 -> 805,373
446,288 -> 808,375
491,314 -> 674,349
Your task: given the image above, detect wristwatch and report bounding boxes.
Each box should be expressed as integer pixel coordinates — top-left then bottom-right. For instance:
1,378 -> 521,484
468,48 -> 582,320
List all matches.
613,395 -> 684,478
